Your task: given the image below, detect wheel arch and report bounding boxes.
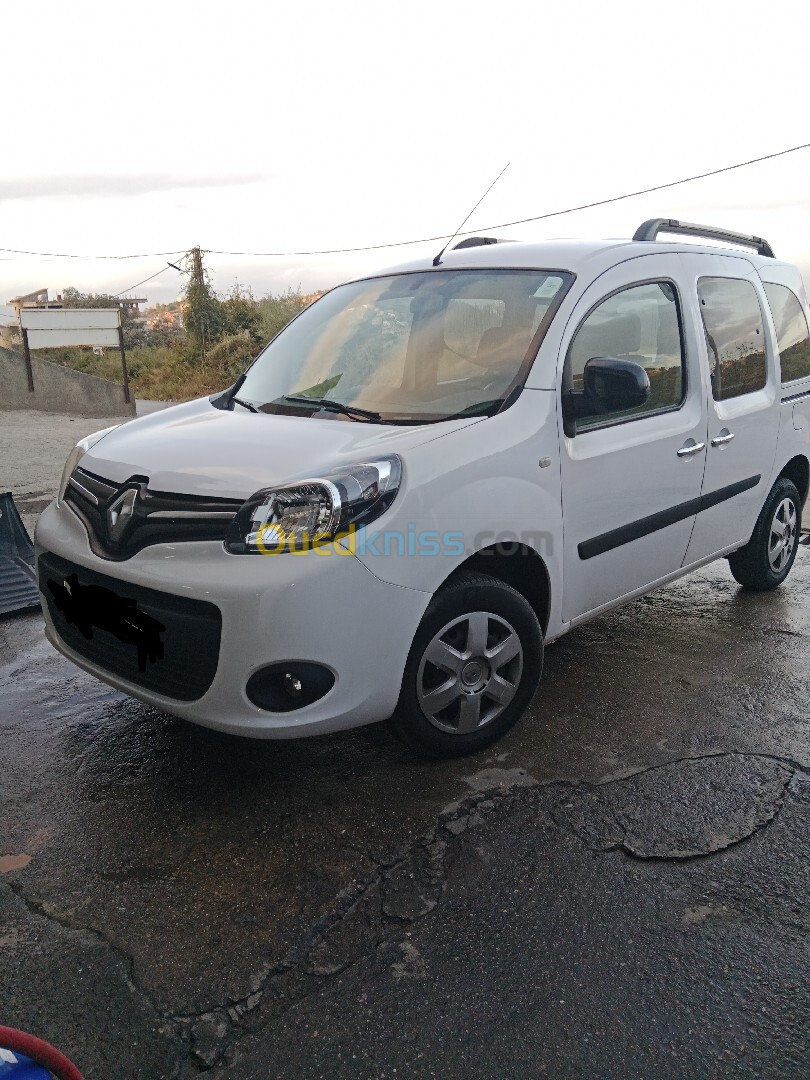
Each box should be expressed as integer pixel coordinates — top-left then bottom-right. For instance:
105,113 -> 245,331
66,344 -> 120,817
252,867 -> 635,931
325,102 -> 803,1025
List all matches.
777,454 -> 809,508
435,543 -> 552,635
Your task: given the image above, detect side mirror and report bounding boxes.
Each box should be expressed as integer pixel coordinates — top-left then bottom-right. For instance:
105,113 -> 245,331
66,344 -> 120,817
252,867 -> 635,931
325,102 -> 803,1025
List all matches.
583,357 -> 650,413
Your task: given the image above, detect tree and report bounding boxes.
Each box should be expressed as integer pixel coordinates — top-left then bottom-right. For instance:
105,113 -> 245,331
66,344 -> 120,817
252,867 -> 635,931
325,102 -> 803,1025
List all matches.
256,287 -> 310,342
60,286 -> 123,311
183,278 -> 226,358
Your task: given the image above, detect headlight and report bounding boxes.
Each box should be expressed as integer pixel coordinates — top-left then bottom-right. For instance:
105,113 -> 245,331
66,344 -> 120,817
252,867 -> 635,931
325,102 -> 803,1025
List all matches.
56,426 -> 119,506
225,455 -> 401,554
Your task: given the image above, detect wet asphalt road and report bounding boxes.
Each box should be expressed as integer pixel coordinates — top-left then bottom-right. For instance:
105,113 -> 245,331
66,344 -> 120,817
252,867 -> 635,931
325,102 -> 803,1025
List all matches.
1,553 -> 809,1078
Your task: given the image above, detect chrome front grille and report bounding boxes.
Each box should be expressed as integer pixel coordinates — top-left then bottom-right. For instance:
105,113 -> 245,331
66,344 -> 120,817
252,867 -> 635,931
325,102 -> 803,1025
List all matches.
64,466 -> 243,560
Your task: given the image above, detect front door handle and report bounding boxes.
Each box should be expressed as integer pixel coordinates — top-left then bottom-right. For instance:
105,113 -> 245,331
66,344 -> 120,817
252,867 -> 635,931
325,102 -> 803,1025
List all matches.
711,431 -> 735,447
677,440 -> 706,458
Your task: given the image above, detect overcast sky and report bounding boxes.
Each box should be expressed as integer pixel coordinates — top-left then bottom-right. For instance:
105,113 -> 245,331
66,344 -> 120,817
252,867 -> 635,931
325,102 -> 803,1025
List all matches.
1,0 -> 808,319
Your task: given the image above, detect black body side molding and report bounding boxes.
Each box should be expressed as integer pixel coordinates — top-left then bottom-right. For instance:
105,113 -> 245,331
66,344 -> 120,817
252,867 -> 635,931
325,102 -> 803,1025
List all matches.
578,475 -> 761,560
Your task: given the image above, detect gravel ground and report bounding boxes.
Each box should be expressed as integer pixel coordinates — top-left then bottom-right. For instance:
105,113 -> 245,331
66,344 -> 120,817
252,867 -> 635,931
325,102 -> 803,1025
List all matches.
0,405 -> 166,534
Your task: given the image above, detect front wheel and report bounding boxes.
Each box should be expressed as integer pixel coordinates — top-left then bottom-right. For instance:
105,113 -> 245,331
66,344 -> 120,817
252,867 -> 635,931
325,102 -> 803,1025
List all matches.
389,573 -> 543,759
728,477 -> 802,591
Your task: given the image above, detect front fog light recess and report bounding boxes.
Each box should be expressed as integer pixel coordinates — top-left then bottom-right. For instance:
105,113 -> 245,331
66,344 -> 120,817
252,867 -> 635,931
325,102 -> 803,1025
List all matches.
246,662 -> 336,711
226,455 -> 401,554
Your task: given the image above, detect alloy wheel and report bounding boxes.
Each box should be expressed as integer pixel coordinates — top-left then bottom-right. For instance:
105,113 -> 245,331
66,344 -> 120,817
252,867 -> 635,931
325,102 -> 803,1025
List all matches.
416,610 -> 523,734
768,497 -> 798,573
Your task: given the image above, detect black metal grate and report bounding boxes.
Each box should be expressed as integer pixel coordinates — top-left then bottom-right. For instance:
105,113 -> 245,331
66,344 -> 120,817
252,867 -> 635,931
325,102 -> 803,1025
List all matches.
0,490 -> 40,615
39,551 -> 221,701
0,557 -> 40,615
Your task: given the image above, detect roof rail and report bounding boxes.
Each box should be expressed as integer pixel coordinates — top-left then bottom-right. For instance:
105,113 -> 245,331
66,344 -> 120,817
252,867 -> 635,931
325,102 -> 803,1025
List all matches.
452,236 -> 503,250
632,218 -> 775,258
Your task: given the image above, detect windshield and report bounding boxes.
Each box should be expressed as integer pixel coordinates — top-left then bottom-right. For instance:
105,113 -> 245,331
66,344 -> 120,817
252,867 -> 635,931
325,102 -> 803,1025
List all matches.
237,268 -> 573,423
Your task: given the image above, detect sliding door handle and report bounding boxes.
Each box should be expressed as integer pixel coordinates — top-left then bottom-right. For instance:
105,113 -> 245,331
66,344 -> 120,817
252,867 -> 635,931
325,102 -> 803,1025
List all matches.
677,440 -> 706,458
711,431 -> 735,447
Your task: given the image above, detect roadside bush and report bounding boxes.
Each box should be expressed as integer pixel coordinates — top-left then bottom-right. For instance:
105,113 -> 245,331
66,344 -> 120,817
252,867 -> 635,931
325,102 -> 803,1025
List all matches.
206,333 -> 259,381
257,288 -> 309,341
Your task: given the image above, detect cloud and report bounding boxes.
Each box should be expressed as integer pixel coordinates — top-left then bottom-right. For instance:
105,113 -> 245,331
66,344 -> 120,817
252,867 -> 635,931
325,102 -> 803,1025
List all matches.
0,172 -> 267,201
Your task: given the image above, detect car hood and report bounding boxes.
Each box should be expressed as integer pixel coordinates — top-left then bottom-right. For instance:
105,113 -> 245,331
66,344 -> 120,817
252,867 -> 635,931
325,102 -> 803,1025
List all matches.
81,397 -> 481,500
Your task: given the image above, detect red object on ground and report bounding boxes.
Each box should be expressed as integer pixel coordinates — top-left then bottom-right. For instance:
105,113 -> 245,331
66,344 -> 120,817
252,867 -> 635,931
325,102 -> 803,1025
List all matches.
0,1027 -> 83,1080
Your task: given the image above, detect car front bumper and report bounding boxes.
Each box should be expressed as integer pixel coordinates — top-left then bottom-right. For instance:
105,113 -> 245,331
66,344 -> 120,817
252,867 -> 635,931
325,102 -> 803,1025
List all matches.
36,501 -> 431,738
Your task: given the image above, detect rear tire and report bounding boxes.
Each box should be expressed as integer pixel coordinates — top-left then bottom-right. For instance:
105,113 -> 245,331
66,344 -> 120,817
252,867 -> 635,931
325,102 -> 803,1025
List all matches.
389,573 -> 543,759
728,477 -> 802,591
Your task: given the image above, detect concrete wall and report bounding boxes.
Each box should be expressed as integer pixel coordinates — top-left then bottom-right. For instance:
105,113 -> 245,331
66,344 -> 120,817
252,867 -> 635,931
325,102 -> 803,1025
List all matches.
0,347 -> 135,418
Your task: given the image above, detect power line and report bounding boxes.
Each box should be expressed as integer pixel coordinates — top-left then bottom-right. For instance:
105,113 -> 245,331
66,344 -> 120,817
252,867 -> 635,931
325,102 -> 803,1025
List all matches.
0,264 -> 175,318
112,265 -> 173,296
0,141 -> 806,263
472,140 -> 810,237
204,141 -> 810,257
0,245 -> 188,260
0,263 -> 181,321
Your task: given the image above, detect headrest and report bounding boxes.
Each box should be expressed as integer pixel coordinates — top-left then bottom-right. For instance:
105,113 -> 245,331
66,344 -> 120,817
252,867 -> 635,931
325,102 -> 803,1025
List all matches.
477,326 -> 513,354
476,326 -> 531,368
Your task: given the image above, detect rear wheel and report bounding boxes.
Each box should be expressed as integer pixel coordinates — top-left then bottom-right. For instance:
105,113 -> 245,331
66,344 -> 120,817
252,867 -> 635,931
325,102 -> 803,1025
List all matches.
728,477 -> 802,591
389,573 -> 543,759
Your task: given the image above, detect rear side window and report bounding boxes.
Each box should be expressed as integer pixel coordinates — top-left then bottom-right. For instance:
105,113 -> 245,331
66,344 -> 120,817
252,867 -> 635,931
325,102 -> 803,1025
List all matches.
566,280 -> 685,431
763,282 -> 810,384
697,278 -> 767,400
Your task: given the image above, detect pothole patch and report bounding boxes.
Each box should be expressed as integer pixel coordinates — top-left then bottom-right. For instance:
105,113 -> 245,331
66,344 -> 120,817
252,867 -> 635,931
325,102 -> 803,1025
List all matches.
554,754 -> 793,860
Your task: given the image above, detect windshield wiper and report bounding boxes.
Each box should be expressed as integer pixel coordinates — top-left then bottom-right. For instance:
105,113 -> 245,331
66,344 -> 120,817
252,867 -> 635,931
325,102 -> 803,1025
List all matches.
440,399 -> 503,421
232,395 -> 258,413
282,395 -> 381,421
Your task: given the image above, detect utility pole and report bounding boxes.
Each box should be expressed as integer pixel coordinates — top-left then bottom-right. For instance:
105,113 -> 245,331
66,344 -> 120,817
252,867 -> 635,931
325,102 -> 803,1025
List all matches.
190,246 -> 204,287
189,246 -> 207,362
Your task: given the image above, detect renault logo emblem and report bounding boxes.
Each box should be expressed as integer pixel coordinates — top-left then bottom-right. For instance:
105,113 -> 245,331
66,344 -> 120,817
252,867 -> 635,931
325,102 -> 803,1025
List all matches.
107,488 -> 138,542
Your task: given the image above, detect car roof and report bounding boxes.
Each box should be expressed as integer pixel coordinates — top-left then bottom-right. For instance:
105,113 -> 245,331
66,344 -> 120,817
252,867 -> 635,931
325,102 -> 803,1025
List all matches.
368,237 -> 789,281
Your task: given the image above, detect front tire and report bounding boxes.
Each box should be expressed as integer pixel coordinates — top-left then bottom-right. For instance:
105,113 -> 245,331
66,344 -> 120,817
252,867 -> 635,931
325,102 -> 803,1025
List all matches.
389,573 -> 543,759
728,477 -> 802,591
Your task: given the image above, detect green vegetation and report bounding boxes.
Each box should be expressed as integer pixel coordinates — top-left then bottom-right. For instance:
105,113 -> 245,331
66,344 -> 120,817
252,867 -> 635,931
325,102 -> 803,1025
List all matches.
780,336 -> 810,383
37,283 -> 321,401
